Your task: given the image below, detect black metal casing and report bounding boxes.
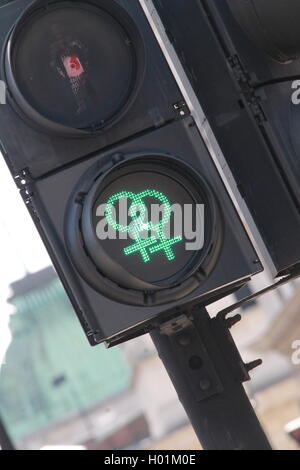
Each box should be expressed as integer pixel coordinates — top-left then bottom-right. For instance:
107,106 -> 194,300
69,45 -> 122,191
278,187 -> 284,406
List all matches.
0,0 -> 261,345
25,117 -> 261,345
154,0 -> 300,276
0,0 -> 182,178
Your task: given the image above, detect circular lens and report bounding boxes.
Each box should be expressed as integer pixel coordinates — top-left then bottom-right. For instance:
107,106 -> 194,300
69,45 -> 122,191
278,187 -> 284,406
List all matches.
65,154 -> 223,306
5,0 -> 144,134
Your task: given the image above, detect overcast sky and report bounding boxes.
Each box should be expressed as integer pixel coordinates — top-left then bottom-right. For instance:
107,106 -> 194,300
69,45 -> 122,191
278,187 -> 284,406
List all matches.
0,156 -> 51,363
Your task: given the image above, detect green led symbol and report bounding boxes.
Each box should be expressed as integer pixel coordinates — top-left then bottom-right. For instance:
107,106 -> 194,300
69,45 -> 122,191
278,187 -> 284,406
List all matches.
105,190 -> 182,263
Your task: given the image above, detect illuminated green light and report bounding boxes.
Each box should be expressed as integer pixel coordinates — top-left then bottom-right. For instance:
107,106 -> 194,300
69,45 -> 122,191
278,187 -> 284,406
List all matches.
105,189 -> 182,263
124,236 -> 158,263
149,234 -> 182,260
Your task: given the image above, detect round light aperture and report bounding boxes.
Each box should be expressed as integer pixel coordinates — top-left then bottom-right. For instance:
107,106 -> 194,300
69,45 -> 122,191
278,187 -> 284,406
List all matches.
65,154 -> 223,306
4,0 -> 144,134
90,169 -> 202,287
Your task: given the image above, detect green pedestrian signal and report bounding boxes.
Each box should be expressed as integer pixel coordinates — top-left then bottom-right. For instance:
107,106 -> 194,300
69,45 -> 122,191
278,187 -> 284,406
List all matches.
105,189 -> 182,263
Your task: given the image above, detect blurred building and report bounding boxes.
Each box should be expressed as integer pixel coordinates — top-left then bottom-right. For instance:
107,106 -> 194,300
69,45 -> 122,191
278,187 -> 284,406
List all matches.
0,268 -> 148,449
0,267 -> 190,450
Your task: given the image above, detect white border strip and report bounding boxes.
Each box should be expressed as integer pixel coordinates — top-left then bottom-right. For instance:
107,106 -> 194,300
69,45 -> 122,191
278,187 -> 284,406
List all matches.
139,0 -> 276,276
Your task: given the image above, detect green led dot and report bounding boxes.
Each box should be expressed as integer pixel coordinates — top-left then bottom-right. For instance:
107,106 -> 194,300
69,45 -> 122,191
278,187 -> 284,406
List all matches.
149,234 -> 183,261
104,189 -> 182,263
124,236 -> 158,263
105,191 -> 137,233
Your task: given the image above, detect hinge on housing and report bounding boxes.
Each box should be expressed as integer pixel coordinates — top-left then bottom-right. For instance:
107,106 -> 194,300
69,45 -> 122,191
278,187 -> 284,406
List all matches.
228,54 -> 267,125
228,54 -> 250,88
248,96 -> 267,125
228,55 -> 252,91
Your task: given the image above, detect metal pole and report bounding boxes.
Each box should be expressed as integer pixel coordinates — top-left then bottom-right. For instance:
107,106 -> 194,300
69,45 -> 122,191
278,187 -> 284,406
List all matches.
150,306 -> 272,450
0,414 -> 14,450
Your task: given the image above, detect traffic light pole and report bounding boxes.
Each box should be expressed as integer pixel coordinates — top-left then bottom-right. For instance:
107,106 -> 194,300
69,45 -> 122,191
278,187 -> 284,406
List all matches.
150,305 -> 272,450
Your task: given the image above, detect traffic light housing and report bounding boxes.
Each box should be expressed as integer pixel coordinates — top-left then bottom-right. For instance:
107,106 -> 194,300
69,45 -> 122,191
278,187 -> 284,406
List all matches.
0,0 -> 182,177
154,0 -> 300,277
0,0 -> 262,346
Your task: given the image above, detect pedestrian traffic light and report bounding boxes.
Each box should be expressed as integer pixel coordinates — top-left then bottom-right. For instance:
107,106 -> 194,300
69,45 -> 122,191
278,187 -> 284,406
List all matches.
64,152 -> 224,306
154,0 -> 300,277
0,0 -> 262,346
